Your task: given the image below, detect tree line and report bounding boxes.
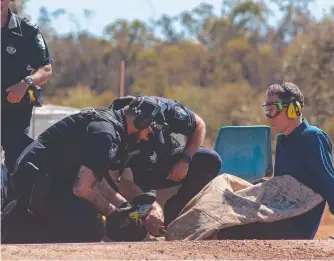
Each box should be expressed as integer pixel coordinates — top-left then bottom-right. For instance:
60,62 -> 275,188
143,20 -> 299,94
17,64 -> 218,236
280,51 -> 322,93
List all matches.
13,0 -> 334,145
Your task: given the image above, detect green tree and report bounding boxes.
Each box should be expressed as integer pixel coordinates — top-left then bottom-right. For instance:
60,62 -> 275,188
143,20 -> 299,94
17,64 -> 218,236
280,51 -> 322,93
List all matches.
283,20 -> 334,126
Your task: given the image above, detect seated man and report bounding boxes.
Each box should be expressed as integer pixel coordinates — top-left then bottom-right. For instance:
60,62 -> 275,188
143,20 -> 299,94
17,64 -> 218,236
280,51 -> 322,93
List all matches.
109,96 -> 222,236
2,96 -> 167,243
218,82 -> 334,239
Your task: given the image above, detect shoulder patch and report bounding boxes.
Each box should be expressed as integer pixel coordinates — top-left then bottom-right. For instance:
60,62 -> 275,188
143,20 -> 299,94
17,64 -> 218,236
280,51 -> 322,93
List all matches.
174,106 -> 188,120
161,103 -> 168,112
35,34 -> 46,49
109,143 -> 119,159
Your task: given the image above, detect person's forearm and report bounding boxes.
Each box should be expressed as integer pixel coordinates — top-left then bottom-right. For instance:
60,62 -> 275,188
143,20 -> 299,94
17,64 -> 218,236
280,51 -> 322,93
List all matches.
97,178 -> 128,208
119,178 -> 163,219
27,64 -> 52,86
109,168 -> 145,201
183,114 -> 206,157
109,169 -> 163,212
73,165 -> 118,216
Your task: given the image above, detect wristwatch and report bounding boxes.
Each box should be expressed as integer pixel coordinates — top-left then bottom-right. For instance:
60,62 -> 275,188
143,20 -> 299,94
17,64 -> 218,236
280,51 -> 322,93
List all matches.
181,152 -> 192,164
24,76 -> 34,85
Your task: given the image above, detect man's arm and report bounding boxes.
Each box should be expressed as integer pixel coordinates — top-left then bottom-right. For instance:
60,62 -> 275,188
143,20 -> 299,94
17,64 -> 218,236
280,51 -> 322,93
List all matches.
77,122 -> 130,215
110,168 -> 164,220
73,165 -> 127,216
165,103 -> 206,181
182,113 -> 206,158
28,29 -> 53,85
307,132 -> 334,214
6,65 -> 52,104
27,64 -> 52,86
108,168 -> 143,201
6,26 -> 52,103
165,102 -> 206,158
110,168 -> 165,235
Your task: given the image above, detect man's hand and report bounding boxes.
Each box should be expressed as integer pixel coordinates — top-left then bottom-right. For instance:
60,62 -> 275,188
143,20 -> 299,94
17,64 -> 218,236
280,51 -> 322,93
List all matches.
167,160 -> 189,182
6,80 -> 29,103
142,201 -> 165,236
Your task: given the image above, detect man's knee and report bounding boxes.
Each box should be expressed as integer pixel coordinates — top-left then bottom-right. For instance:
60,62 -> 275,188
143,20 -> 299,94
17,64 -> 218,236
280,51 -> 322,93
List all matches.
191,148 -> 222,178
12,161 -> 52,216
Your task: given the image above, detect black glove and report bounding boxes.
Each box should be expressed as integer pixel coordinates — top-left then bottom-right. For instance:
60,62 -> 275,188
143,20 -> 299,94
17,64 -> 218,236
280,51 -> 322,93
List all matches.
106,192 -> 157,241
106,201 -> 148,242
131,190 -> 156,206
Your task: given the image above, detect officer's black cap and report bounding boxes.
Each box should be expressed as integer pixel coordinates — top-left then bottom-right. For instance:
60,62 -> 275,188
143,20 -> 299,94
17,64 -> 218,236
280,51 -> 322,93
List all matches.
129,96 -> 166,144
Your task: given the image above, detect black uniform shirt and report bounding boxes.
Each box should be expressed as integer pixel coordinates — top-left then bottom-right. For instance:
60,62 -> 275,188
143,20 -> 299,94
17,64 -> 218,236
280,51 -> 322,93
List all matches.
1,10 -> 52,103
126,97 -> 197,184
24,109 -> 127,185
152,97 -> 197,136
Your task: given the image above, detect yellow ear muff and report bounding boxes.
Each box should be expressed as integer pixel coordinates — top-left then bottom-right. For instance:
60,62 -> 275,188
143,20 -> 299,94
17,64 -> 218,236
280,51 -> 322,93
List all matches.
287,101 -> 302,119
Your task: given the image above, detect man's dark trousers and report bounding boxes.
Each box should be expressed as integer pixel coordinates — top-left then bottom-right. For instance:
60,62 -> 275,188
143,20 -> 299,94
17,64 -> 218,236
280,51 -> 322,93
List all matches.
132,147 -> 222,226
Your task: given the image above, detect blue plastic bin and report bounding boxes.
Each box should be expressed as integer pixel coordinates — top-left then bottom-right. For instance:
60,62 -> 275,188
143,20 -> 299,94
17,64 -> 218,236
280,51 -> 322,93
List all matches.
214,125 -> 273,183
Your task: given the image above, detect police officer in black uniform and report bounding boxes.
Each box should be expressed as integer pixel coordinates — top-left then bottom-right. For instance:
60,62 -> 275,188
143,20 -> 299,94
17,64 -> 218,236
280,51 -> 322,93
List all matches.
1,97 -> 167,243
109,96 -> 222,235
1,0 -> 53,176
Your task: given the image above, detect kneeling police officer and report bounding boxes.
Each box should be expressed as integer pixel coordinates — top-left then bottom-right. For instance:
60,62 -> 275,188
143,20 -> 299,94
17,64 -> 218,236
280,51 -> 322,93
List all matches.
1,96 -> 166,243
109,96 -> 222,236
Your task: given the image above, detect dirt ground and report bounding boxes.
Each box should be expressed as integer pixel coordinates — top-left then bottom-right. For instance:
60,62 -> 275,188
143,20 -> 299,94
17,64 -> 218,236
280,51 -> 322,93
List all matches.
1,211 -> 334,260
2,207 -> 333,260
2,192 -> 334,260
2,240 -> 334,260
1,179 -> 333,260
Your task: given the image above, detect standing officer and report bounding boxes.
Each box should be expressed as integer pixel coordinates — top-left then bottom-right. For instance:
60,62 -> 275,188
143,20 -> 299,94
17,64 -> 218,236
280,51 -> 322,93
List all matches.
2,97 -> 167,243
109,96 -> 222,236
1,0 -> 53,177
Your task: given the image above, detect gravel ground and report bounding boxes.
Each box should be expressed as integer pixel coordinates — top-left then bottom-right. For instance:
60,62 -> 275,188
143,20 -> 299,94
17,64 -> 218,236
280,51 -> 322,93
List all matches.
2,240 -> 334,260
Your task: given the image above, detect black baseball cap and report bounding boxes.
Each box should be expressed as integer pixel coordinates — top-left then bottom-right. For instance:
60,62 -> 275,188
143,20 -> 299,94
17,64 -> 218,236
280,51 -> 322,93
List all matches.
129,96 -> 166,144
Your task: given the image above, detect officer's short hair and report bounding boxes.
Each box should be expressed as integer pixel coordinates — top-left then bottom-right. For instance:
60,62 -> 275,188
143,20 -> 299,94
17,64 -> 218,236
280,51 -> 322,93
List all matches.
266,82 -> 304,105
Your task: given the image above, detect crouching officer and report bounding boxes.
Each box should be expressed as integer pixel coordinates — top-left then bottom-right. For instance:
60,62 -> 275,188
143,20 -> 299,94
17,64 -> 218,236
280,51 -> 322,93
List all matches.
109,96 -> 222,235
1,97 -> 167,243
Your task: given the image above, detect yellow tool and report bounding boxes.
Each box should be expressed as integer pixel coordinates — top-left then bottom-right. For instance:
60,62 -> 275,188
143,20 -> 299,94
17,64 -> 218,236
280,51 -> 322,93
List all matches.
27,85 -> 43,107
100,215 -> 107,224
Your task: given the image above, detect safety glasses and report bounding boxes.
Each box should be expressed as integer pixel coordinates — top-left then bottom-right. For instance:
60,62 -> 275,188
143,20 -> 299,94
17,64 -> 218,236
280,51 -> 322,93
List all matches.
261,102 -> 289,119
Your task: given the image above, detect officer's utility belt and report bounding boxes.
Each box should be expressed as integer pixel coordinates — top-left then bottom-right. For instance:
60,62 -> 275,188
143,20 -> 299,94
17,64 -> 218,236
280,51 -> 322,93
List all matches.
27,85 -> 43,107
